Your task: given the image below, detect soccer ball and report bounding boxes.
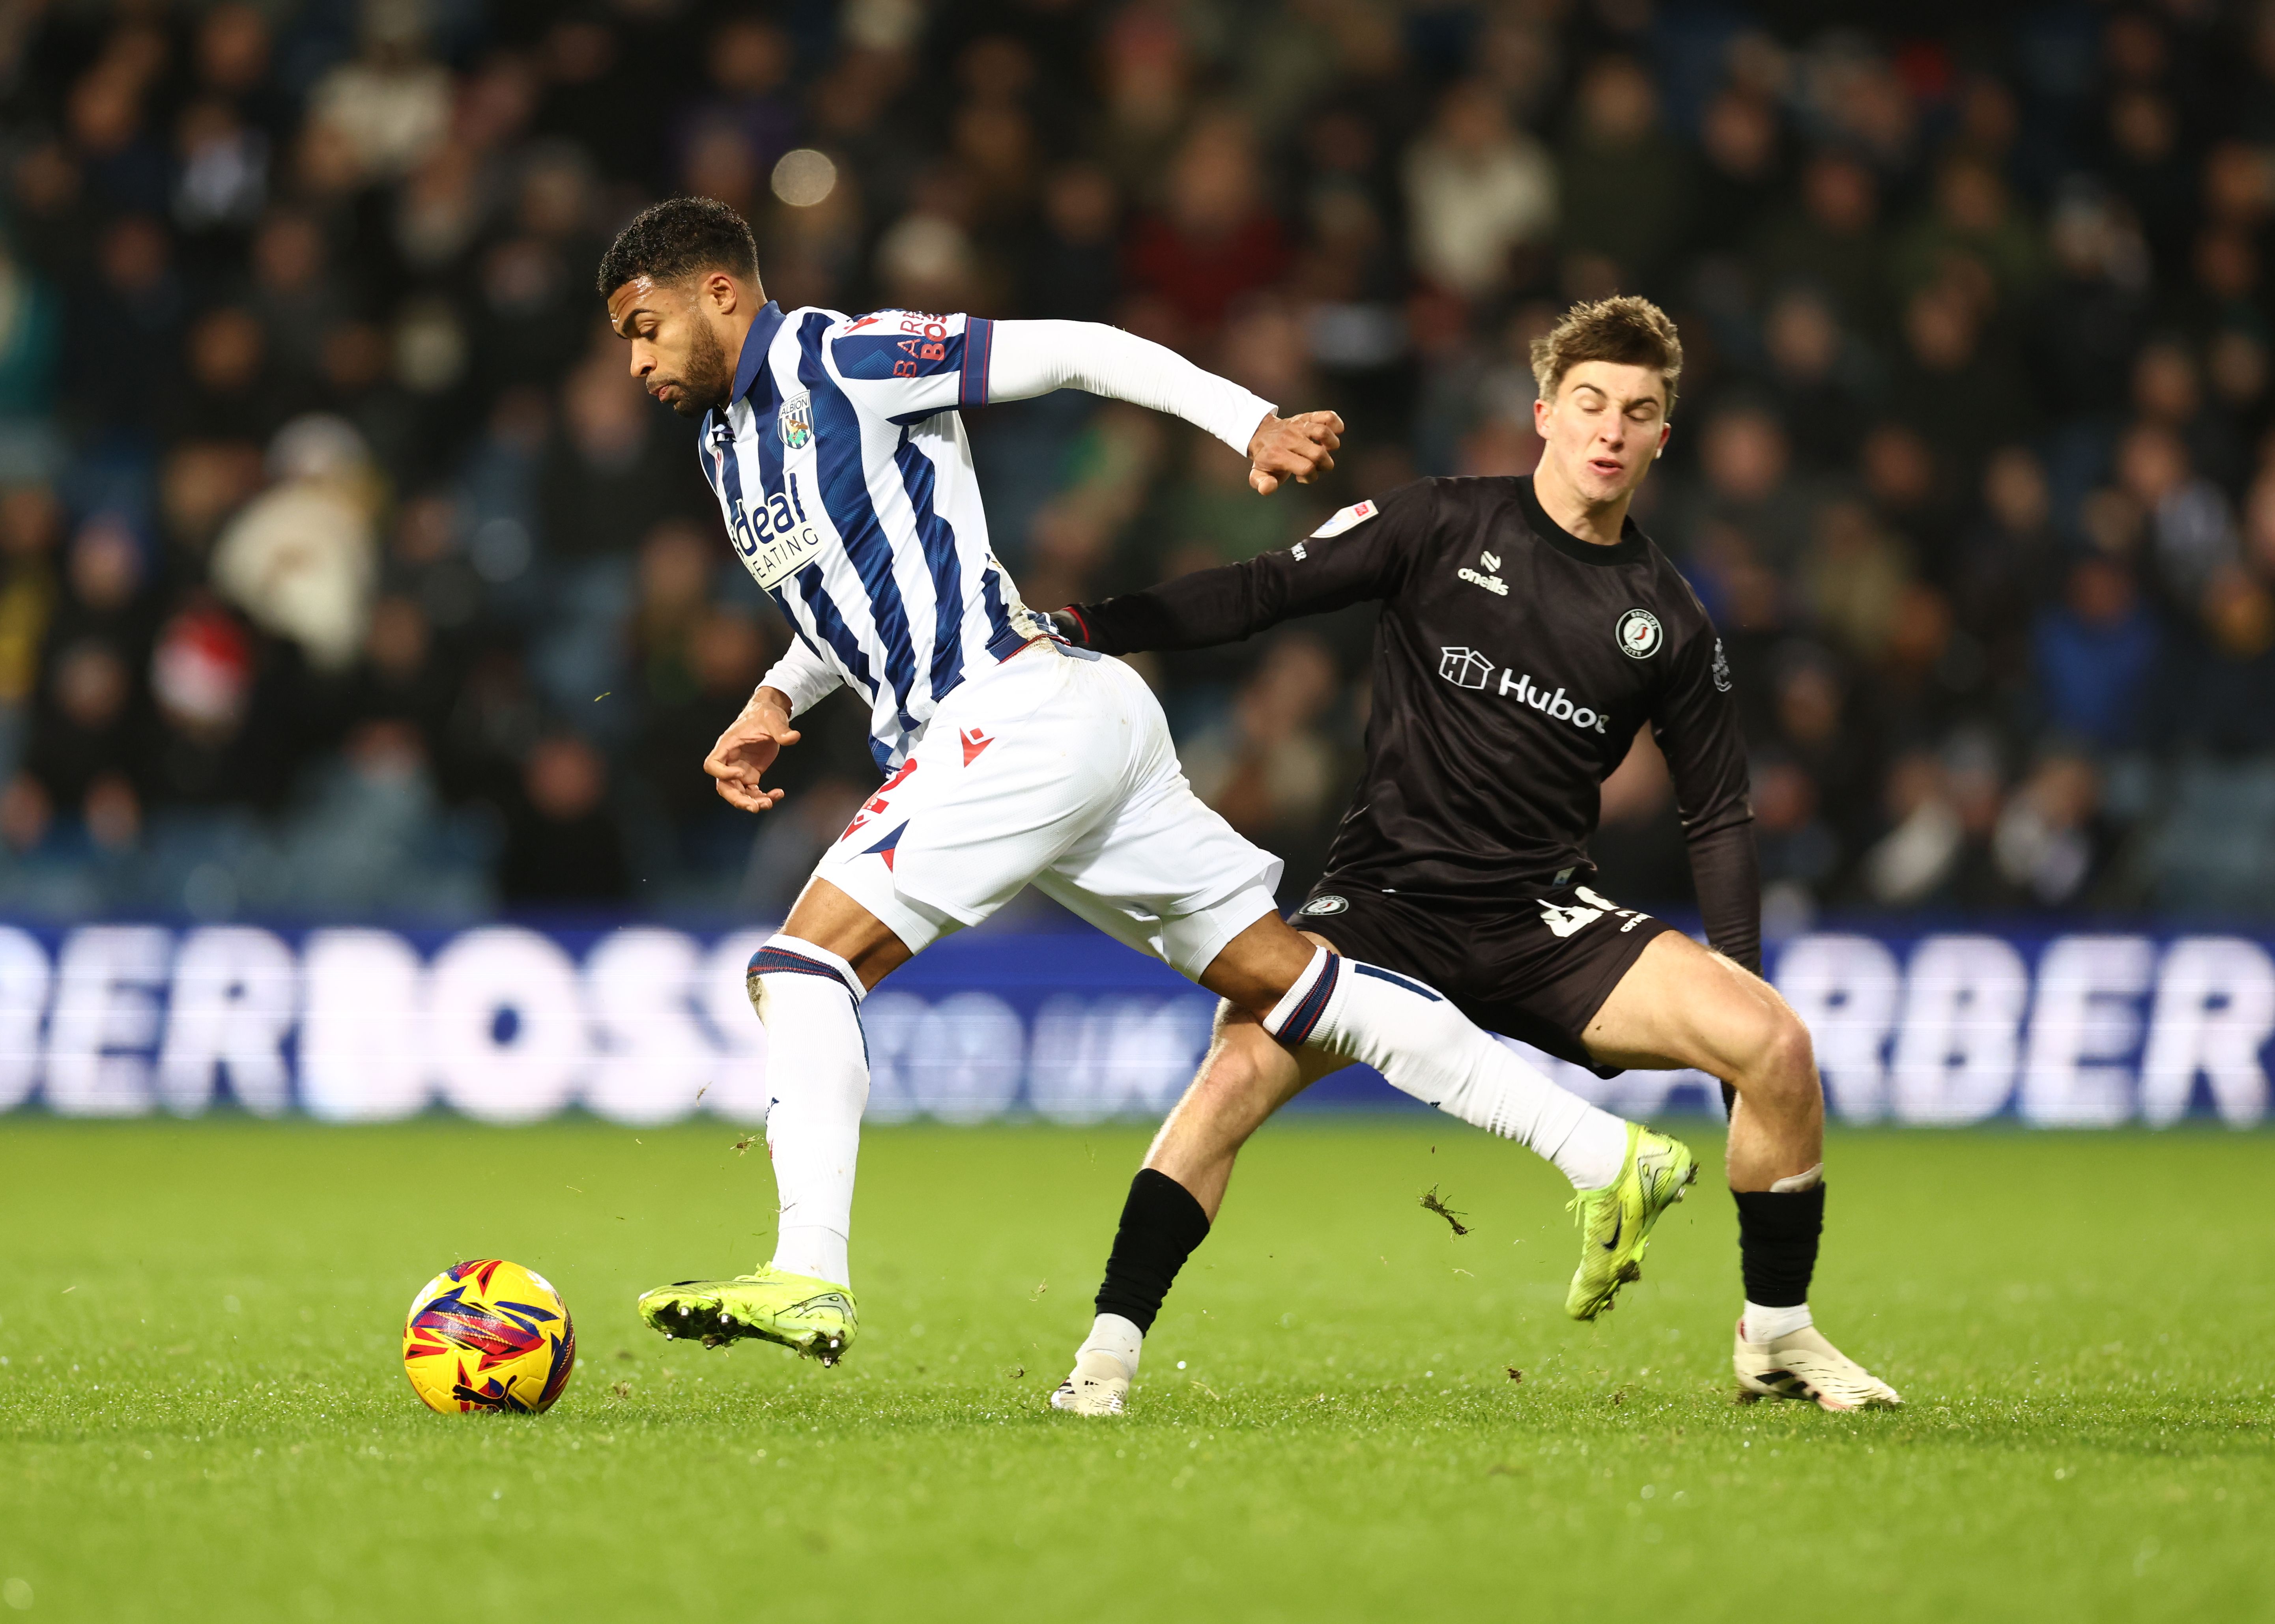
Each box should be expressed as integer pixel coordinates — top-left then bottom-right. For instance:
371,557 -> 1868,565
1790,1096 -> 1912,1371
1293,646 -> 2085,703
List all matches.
402,1259 -> 577,1414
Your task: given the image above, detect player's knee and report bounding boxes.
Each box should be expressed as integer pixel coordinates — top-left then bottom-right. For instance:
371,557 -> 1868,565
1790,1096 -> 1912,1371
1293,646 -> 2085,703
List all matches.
1744,1005 -> 1818,1106
1198,1009 -> 1281,1100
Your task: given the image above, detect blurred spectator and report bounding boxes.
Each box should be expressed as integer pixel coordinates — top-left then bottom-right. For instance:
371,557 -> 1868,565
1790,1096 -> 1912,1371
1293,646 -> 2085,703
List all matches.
1182,633 -> 1344,890
1559,56 -> 1691,288
1027,165 -> 1123,322
1125,114 -> 1287,343
2034,557 -> 2161,749
0,485 -> 61,776
0,2 -> 2272,923
498,732 -> 631,906
1993,753 -> 2103,908
209,415 -> 379,672
1753,153 -> 1887,335
1402,80 -> 1555,300
2114,420 -> 2238,604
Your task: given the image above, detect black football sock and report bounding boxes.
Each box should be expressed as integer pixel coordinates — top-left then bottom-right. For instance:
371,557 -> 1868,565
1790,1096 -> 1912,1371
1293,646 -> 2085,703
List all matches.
1092,1168 -> 1211,1334
1732,1183 -> 1826,1310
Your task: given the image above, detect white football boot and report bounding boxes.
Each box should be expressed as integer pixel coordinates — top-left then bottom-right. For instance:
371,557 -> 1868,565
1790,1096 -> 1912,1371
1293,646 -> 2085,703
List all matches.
1048,1349 -> 1131,1416
1733,1318 -> 1903,1411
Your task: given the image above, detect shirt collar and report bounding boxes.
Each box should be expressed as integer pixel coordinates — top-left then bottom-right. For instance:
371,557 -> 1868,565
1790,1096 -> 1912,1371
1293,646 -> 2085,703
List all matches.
1518,474 -> 1650,568
731,300 -> 786,404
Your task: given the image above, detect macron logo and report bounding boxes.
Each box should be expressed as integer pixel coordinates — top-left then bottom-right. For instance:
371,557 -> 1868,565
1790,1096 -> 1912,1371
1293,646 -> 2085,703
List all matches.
1439,647 -> 1493,690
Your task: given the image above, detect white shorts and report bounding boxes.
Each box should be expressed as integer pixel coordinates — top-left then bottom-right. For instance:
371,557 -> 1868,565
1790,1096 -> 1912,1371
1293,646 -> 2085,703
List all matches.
809,642 -> 1282,981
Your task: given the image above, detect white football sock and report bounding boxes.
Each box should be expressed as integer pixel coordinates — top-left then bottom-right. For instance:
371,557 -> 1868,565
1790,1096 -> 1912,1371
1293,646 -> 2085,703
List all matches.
1077,1312 -> 1145,1378
1742,1301 -> 1813,1343
1262,947 -> 1632,1190
748,934 -> 868,1289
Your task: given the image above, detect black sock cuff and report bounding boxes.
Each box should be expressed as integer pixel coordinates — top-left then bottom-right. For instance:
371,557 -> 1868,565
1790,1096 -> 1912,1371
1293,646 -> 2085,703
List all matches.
1133,1168 -> 1211,1238
1093,1169 -> 1210,1333
1732,1184 -> 1826,1309
1732,1183 -> 1826,1233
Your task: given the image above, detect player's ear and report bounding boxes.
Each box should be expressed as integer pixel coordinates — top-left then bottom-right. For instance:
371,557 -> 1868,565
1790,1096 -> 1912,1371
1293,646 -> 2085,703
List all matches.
1533,395 -> 1552,439
1654,421 -> 1671,459
701,270 -> 740,316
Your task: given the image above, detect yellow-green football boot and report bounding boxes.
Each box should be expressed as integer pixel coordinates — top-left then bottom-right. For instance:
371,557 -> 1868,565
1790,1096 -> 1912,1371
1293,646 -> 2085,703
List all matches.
637,1265 -> 858,1365
1564,1123 -> 1698,1320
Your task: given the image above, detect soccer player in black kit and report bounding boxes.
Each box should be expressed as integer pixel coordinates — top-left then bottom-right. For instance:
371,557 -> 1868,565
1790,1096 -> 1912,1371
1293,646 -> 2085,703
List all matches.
1048,297 -> 1899,1415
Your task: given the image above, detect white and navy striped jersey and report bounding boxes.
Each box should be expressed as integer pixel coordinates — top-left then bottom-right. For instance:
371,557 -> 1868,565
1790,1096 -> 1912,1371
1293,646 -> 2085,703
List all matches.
698,303 -> 1050,772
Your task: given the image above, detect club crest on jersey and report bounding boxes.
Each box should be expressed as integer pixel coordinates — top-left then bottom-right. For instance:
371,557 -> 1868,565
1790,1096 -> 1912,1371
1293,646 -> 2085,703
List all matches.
779,392 -> 813,450
1297,894 -> 1350,916
1616,608 -> 1663,660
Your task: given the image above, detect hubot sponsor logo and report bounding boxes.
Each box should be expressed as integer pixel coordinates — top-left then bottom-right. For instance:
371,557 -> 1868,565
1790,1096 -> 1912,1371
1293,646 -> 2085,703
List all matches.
1439,646 -> 1494,690
1440,647 -> 1611,733
1617,607 -> 1662,659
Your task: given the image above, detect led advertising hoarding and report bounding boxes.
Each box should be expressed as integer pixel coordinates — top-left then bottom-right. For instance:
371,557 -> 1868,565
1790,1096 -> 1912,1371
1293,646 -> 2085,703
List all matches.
0,923 -> 2264,1128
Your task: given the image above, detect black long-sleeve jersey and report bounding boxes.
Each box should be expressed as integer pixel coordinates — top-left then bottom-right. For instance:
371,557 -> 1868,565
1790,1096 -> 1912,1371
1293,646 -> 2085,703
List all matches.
1064,474 -> 1763,972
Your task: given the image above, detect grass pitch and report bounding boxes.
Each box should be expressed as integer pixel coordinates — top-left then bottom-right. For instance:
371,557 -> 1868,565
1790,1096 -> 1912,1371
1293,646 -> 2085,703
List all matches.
2,1118 -> 2270,1624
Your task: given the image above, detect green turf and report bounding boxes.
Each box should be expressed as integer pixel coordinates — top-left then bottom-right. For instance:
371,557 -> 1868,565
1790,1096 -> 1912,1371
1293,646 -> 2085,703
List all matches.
1,1118 -> 2270,1623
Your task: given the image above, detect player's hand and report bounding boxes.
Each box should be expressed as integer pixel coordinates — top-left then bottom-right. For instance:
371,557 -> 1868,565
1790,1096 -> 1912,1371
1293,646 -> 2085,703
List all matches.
705,689 -> 801,813
1247,409 -> 1343,494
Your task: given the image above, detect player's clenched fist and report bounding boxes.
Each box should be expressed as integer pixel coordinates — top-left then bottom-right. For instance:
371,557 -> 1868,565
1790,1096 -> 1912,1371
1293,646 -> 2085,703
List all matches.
705,687 -> 801,812
1247,409 -> 1344,495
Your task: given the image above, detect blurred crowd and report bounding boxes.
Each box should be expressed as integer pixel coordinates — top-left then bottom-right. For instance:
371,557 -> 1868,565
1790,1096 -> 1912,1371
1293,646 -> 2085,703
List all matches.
2,0 -> 2275,927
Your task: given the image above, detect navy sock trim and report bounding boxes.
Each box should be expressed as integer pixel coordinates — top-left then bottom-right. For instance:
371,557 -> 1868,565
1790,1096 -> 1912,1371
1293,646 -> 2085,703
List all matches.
1275,954 -> 1342,1046
748,946 -> 862,1002
1352,962 -> 1443,1002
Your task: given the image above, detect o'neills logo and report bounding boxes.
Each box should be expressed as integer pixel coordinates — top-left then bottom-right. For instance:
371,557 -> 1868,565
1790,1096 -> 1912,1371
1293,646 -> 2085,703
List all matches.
1497,669 -> 1610,734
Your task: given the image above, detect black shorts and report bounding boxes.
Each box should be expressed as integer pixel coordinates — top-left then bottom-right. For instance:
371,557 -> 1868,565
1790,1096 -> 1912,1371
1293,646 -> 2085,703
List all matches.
1289,880 -> 1675,1074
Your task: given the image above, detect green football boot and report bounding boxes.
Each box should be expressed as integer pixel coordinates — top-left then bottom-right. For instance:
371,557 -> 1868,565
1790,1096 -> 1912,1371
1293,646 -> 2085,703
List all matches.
637,1265 -> 858,1365
1564,1123 -> 1698,1321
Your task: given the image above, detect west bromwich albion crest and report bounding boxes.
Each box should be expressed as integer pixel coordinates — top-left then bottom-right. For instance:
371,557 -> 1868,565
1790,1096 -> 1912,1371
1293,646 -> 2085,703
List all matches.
779,391 -> 813,450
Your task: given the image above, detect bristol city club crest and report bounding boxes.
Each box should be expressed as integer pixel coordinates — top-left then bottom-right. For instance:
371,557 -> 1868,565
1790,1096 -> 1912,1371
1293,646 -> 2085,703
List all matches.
779,392 -> 813,450
1616,608 -> 1663,660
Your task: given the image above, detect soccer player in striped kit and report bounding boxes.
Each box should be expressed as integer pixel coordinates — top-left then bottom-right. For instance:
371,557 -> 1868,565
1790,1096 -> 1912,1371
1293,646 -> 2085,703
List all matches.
598,199 -> 1697,1367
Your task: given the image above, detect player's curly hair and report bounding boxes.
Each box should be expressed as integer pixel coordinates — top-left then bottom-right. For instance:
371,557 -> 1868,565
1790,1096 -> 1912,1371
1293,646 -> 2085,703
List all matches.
596,196 -> 760,297
1529,295 -> 1684,416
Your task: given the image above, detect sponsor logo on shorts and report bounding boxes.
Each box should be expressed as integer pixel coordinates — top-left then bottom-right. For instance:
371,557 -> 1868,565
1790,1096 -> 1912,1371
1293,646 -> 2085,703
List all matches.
1711,637 -> 1733,692
1299,895 -> 1350,916
1538,884 -> 1654,939
1617,608 -> 1663,660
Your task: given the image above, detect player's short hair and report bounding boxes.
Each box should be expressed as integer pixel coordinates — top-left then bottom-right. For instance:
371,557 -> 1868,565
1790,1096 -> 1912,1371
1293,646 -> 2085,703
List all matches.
596,196 -> 759,298
1530,295 -> 1684,416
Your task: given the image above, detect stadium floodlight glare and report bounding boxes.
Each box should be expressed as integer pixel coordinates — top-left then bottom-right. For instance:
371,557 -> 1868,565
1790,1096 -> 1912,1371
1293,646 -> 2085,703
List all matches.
771,148 -> 838,208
